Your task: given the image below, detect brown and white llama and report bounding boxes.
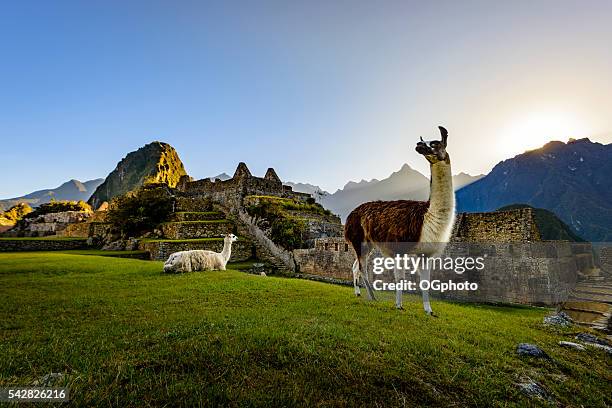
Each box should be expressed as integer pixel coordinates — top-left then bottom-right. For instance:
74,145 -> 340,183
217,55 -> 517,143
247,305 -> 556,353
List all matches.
344,126 -> 455,315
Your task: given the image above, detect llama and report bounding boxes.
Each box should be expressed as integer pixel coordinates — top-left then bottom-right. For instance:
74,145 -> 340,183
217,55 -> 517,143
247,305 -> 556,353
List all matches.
344,126 -> 455,315
163,233 -> 238,273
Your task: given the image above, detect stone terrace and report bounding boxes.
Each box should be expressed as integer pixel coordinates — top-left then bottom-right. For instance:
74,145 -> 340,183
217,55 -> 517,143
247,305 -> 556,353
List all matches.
138,196 -> 252,261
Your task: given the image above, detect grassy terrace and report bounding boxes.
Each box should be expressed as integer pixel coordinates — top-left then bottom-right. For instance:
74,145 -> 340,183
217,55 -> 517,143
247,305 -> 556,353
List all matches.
0,237 -> 87,241
56,250 -> 149,259
0,252 -> 610,407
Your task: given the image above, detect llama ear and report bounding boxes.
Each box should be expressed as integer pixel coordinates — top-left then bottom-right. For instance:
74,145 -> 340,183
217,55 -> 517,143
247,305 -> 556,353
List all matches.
420,136 -> 424,142
438,126 -> 448,147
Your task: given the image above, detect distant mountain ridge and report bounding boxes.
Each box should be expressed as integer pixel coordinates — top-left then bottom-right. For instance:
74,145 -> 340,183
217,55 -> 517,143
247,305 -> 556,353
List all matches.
457,138 -> 612,242
288,163 -> 483,221
0,178 -> 104,211
209,173 -> 231,181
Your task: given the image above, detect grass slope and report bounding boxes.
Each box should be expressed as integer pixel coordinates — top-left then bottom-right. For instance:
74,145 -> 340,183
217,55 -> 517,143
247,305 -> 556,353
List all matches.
0,252 -> 610,407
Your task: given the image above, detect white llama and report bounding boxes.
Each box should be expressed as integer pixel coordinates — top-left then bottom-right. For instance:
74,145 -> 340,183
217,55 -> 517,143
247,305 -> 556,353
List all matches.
163,233 -> 238,273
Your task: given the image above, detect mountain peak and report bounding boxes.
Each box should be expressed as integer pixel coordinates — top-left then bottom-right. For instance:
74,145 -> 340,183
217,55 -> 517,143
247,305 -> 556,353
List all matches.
457,137 -> 612,241
0,178 -> 104,210
88,142 -> 188,209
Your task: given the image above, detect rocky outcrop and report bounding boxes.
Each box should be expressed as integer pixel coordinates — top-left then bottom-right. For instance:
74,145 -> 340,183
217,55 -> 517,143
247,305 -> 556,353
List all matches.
4,211 -> 92,237
88,142 -> 187,209
0,203 -> 32,227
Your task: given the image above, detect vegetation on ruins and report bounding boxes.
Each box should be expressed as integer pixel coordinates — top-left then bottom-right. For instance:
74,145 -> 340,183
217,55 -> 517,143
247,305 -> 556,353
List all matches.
248,195 -> 333,216
246,196 -> 310,250
0,202 -> 32,226
0,251 -> 609,407
23,200 -> 92,219
106,185 -> 174,238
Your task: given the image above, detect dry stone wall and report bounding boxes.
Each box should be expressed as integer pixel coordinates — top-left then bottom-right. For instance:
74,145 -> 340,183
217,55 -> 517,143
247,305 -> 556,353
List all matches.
160,221 -> 234,240
293,209 -> 590,306
179,163 -> 311,211
0,238 -> 88,252
452,209 -> 541,242
294,237 -> 354,281
139,239 -> 252,261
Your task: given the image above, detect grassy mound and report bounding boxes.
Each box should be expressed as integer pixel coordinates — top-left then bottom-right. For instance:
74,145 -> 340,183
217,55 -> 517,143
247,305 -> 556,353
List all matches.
0,252 -> 609,407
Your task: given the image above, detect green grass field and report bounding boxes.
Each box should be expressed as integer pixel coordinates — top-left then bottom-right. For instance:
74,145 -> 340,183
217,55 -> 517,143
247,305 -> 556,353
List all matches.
0,252 -> 610,407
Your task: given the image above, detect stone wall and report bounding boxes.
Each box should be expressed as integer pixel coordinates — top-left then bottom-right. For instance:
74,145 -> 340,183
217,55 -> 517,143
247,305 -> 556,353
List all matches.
292,209 -> 591,306
160,221 -> 234,240
59,222 -> 112,238
452,209 -> 541,242
175,197 -> 213,212
139,239 -> 253,261
172,211 -> 223,222
58,222 -> 91,237
3,211 -> 93,237
599,246 -> 612,275
0,238 -> 88,252
286,211 -> 343,244
178,163 -> 312,210
294,237 -> 354,281
432,242 -> 579,305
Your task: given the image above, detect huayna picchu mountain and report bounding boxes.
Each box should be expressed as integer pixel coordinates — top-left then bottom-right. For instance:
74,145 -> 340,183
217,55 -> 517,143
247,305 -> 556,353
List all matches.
88,141 -> 188,209
457,138 -> 612,242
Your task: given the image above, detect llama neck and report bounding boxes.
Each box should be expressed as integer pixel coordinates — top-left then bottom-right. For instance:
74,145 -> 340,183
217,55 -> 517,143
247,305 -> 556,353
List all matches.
221,240 -> 232,262
428,160 -> 454,214
419,159 -> 456,245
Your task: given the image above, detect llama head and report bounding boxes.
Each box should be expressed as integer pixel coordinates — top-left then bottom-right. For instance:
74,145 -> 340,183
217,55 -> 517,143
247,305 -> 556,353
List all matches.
224,233 -> 238,244
415,126 -> 449,164
164,252 -> 185,273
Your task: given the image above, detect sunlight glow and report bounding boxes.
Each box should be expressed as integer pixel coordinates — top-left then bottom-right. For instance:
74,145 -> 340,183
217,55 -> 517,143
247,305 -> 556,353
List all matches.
497,111 -> 591,156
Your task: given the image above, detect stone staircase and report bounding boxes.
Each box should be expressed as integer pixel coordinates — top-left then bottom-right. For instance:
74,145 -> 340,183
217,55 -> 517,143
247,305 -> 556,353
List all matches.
138,197 -> 253,262
138,194 -> 299,274
214,205 -> 295,275
562,267 -> 612,333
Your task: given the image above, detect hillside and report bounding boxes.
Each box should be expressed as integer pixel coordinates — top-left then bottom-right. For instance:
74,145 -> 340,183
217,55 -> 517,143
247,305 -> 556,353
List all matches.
497,204 -> 585,242
0,203 -> 32,228
88,142 -> 188,209
457,138 -> 612,241
1,252 -> 609,406
0,179 -> 103,211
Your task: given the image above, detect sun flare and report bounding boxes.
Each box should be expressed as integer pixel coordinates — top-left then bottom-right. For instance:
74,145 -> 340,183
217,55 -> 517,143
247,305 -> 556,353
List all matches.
498,111 -> 590,155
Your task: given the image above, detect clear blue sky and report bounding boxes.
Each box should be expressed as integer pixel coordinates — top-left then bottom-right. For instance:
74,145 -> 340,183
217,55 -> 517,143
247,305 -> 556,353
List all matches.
2,0 -> 612,198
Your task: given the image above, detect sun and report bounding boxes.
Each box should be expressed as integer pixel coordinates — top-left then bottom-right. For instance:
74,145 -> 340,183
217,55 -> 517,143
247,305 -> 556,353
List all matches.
497,111 -> 590,155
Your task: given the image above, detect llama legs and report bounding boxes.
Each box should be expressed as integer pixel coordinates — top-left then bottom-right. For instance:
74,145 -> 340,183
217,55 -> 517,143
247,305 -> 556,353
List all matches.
393,266 -> 405,309
352,260 -> 361,296
420,266 -> 433,315
359,254 -> 377,301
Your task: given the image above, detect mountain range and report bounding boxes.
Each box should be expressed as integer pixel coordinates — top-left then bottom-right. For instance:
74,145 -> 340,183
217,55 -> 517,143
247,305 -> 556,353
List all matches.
0,179 -> 103,211
2,138 -> 610,242
457,138 -> 612,242
288,164 -> 483,221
